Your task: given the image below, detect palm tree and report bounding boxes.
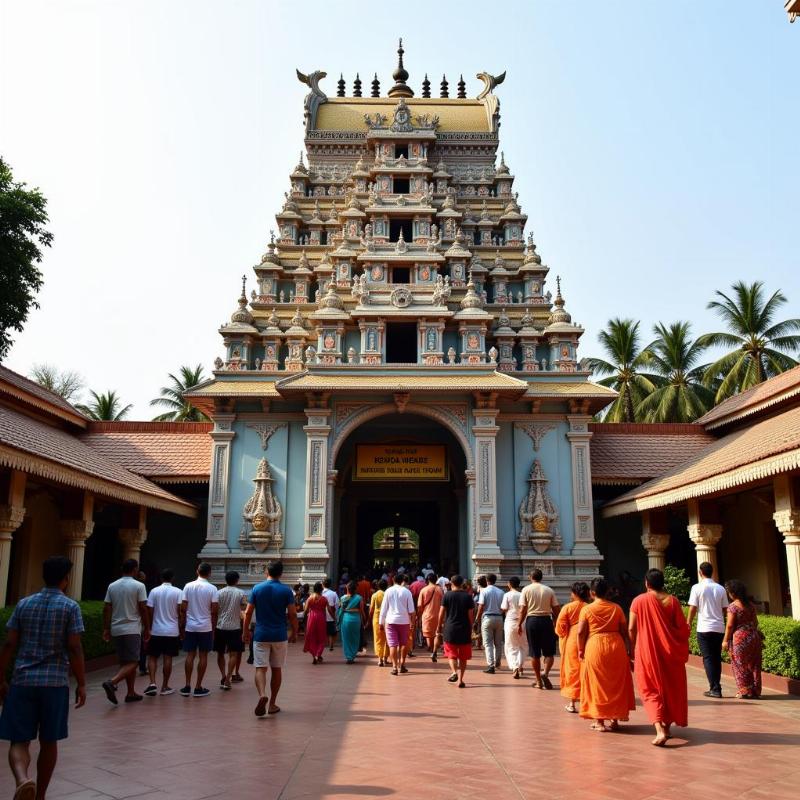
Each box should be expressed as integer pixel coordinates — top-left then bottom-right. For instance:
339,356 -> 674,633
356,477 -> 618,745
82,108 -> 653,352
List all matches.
150,364 -> 209,421
697,281 -> 800,403
76,390 -> 132,421
636,322 -> 714,422
586,318 -> 658,422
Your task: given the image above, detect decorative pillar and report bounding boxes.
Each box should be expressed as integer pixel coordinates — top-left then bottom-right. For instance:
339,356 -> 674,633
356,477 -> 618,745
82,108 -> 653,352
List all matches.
773,474 -> 800,620
0,469 -> 26,607
203,414 -> 236,554
471,406 -> 503,572
119,506 -> 148,563
300,405 -> 332,576
640,510 -> 670,571
60,492 -> 95,601
687,498 -> 722,576
567,416 -> 600,555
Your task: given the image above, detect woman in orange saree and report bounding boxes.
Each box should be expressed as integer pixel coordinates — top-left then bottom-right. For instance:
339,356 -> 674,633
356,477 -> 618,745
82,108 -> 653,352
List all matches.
629,568 -> 690,746
577,578 -> 636,732
555,581 -> 590,713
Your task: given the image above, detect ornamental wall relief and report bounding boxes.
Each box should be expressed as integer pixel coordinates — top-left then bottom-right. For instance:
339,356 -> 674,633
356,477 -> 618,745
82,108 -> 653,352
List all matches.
242,458 -> 283,552
518,459 -> 561,554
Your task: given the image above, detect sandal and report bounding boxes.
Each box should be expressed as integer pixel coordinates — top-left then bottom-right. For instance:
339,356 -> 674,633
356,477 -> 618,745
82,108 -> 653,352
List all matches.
590,722 -> 607,732
565,704 -> 577,713
448,673 -> 459,682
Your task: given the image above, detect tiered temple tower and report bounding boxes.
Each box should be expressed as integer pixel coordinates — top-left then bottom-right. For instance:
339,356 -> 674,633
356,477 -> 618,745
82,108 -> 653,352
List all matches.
187,42 -> 615,594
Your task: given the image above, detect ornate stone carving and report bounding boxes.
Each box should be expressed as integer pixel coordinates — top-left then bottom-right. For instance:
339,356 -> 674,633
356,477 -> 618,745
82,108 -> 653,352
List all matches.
335,403 -> 367,427
518,460 -> 560,554
516,422 -> 556,452
246,422 -> 286,451
242,458 -> 283,552
390,286 -> 412,308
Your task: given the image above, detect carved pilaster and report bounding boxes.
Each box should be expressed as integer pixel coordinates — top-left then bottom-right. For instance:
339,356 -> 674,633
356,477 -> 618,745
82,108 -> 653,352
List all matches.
567,416 -> 599,556
119,526 -> 148,564
61,518 -> 95,601
773,474 -> 800,619
0,469 -> 27,606
204,414 -> 236,554
471,408 -> 502,568
687,522 -> 723,576
301,407 -> 332,569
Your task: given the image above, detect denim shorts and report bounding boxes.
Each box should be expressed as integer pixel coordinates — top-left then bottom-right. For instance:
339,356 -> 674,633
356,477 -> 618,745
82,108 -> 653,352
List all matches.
0,685 -> 70,742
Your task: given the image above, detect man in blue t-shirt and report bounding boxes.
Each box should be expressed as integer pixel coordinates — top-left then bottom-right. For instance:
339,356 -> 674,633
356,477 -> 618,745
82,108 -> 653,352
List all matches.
243,561 -> 298,717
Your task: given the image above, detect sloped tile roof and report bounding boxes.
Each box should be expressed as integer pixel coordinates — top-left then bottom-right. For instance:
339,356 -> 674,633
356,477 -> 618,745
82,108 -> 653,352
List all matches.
696,365 -> 800,430
81,422 -> 212,482
0,406 -> 196,516
276,372 -> 528,392
603,406 -> 800,516
590,424 -> 715,484
0,365 -> 87,427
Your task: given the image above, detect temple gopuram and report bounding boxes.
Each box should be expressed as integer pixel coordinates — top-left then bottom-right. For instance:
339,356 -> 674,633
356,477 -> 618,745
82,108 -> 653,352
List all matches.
186,42 -> 616,588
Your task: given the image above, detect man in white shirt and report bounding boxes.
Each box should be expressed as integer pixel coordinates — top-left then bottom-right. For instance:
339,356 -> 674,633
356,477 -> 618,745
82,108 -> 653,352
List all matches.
179,563 -> 219,698
321,578 -> 339,652
687,561 -> 728,698
101,559 -> 148,704
144,568 -> 182,696
475,573 -> 505,673
378,574 -> 416,675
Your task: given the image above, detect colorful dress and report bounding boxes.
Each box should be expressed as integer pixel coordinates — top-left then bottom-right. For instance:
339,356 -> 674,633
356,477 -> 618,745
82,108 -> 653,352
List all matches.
579,599 -> 636,721
728,602 -> 762,697
303,595 -> 328,659
630,592 -> 689,727
338,593 -> 363,662
369,589 -> 388,661
555,599 -> 586,701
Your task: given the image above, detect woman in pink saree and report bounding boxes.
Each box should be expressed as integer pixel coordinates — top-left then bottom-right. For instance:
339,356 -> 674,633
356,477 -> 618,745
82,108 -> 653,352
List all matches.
303,581 -> 329,664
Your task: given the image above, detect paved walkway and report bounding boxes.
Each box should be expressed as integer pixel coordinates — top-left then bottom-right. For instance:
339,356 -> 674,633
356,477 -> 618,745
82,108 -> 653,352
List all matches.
3,646 -> 799,800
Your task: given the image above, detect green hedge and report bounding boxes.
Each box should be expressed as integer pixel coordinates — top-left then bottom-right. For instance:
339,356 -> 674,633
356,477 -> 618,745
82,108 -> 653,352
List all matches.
683,606 -> 800,680
1,600 -> 114,665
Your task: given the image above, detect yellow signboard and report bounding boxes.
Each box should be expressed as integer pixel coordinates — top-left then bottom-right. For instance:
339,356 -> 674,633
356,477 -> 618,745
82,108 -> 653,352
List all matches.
354,444 -> 448,481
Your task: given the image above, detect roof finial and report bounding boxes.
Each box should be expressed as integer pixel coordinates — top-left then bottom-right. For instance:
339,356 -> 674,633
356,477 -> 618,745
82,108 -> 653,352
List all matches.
371,73 -> 380,97
457,74 -> 466,98
440,74 -> 449,98
556,275 -> 562,299
240,274 -> 247,299
336,73 -> 345,97
388,37 -> 414,97
353,73 -> 362,97
421,73 -> 431,98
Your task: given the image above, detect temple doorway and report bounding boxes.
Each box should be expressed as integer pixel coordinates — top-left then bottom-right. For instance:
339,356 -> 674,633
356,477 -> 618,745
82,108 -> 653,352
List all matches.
333,412 -> 468,579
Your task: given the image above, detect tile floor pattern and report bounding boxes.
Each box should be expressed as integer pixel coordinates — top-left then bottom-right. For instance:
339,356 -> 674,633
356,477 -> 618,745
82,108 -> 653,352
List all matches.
3,646 -> 799,800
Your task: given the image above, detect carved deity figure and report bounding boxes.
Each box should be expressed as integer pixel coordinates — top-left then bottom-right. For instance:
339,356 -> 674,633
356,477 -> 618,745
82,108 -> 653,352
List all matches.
518,459 -> 559,554
242,458 -> 283,552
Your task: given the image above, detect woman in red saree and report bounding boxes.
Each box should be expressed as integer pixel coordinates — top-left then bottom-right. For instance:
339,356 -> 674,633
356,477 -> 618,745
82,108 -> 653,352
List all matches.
722,579 -> 762,699
555,581 -> 590,713
628,568 -> 690,746
303,582 -> 329,664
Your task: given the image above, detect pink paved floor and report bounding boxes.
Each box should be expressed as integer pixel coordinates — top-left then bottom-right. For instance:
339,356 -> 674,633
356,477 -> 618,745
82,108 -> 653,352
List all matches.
3,645 -> 800,800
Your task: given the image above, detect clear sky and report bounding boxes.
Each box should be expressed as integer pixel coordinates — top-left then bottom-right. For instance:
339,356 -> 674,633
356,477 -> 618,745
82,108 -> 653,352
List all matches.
1,1 -> 798,417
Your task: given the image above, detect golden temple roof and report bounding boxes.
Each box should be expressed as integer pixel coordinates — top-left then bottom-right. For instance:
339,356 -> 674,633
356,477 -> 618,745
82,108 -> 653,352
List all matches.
315,98 -> 491,133
276,371 -> 528,393
522,381 -> 618,398
185,379 -> 281,399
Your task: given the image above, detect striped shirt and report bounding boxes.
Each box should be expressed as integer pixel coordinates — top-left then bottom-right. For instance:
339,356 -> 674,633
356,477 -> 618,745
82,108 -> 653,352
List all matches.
6,588 -> 84,687
216,586 -> 246,630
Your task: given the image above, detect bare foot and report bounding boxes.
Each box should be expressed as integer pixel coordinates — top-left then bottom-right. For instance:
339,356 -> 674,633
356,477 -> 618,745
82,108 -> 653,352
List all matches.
652,735 -> 668,747
590,722 -> 607,732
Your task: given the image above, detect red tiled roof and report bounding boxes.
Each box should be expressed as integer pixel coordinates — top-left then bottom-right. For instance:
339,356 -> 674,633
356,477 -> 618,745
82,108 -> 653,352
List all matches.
0,406 -> 196,516
590,423 -> 715,484
81,422 -> 212,482
0,365 -> 87,427
603,406 -> 800,516
696,365 -> 800,430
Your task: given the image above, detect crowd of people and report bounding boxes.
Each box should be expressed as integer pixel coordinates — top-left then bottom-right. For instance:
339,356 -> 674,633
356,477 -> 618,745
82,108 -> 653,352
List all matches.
0,555 -> 767,799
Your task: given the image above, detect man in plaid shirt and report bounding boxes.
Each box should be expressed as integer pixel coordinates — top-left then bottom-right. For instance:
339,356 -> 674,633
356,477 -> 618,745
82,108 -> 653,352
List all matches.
0,556 -> 86,800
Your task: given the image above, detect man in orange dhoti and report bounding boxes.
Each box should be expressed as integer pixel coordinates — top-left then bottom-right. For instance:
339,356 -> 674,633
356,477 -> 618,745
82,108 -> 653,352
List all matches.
576,578 -> 635,732
555,581 -> 590,713
629,568 -> 690,746
416,574 -> 444,662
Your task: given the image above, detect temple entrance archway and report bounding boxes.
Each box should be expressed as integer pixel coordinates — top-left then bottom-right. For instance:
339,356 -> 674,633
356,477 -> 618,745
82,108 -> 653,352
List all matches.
331,412 -> 468,579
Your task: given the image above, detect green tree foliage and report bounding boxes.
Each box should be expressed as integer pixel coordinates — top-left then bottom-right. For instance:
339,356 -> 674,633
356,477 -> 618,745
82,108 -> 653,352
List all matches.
76,390 -> 132,421
663,565 -> 691,603
150,364 -> 209,421
0,157 -> 53,359
30,363 -> 85,402
697,281 -> 800,403
586,318 -> 658,422
636,322 -> 715,423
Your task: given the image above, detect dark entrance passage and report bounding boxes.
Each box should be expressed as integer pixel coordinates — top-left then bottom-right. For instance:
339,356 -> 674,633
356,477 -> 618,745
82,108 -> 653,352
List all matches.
333,413 -> 467,579
356,501 -> 439,571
